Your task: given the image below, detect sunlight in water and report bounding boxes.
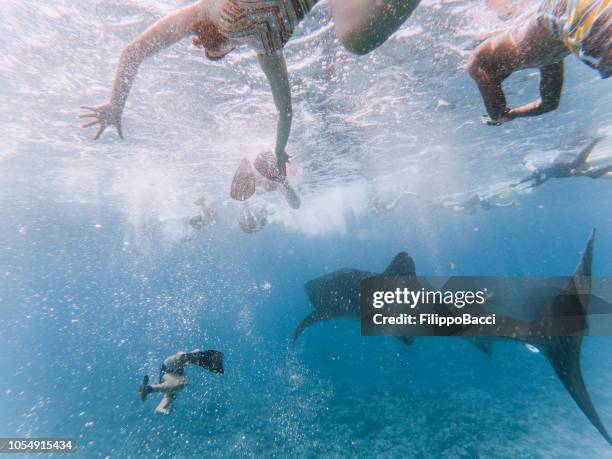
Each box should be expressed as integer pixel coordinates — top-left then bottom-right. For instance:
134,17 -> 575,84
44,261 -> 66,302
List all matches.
1,0 -> 610,241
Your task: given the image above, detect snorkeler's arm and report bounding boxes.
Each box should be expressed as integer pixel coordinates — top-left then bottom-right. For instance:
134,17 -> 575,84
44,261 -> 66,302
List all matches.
111,5 -> 201,112
258,51 -> 292,178
468,38 -> 514,123
80,4 -> 201,139
506,61 -> 563,119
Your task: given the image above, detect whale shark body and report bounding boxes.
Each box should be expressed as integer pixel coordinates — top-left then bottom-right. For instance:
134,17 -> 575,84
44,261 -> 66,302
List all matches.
292,251 -> 418,347
292,231 -> 611,446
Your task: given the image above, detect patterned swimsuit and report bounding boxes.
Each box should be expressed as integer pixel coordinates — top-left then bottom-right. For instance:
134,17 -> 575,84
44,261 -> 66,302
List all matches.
219,0 -> 318,55
537,0 -> 612,76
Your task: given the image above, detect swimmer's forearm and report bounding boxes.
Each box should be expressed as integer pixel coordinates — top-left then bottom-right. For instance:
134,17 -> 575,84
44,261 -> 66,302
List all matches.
109,46 -> 142,113
468,62 -> 508,120
509,62 -> 563,119
478,80 -> 508,120
506,92 -> 561,118
108,4 -> 200,111
507,99 -> 550,118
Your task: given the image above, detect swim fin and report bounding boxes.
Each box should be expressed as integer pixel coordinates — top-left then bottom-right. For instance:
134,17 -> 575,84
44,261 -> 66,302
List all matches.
139,375 -> 152,402
239,205 -> 268,233
254,152 -> 284,182
279,181 -> 301,209
230,159 -> 256,201
186,350 -> 224,374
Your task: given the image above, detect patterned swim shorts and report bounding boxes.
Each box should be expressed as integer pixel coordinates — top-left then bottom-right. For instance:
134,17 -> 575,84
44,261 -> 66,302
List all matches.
219,0 -> 318,55
538,0 -> 612,76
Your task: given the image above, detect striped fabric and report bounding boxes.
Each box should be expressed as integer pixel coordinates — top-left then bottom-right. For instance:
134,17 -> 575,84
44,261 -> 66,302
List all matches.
219,0 -> 318,55
538,0 -> 611,71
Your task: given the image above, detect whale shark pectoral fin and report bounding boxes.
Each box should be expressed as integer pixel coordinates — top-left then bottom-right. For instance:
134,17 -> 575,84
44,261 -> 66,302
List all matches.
383,252 -> 416,276
466,337 -> 493,356
532,230 -> 612,446
291,312 -> 324,343
395,336 -> 415,347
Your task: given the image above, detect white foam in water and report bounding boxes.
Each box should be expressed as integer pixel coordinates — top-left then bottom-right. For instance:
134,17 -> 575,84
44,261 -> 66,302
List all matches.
272,182 -> 369,236
1,0 -> 608,247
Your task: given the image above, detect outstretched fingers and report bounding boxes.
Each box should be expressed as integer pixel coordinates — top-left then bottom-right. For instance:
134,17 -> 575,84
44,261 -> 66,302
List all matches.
80,105 -> 101,112
93,124 -> 107,140
81,119 -> 100,129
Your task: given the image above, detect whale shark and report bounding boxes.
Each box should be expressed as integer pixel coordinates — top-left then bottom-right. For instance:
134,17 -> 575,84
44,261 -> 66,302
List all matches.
292,252 -> 418,347
292,231 -> 612,446
292,252 -> 493,352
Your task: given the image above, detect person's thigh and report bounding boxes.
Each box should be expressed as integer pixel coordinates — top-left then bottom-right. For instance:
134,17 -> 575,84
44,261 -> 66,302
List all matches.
161,373 -> 186,391
331,0 -> 421,55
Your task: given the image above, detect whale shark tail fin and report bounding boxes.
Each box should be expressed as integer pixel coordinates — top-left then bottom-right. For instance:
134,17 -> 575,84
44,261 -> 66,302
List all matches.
291,312 -> 323,343
531,230 -> 611,446
540,335 -> 612,446
383,252 -> 416,276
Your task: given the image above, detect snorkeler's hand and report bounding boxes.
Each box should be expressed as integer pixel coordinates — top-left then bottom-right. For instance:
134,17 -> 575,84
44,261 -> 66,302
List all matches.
481,115 -> 511,126
276,151 -> 289,178
481,109 -> 514,126
79,102 -> 123,140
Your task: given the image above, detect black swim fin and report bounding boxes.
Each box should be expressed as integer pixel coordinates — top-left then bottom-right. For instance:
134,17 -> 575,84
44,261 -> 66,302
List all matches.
186,350 -> 224,374
140,375 -> 151,402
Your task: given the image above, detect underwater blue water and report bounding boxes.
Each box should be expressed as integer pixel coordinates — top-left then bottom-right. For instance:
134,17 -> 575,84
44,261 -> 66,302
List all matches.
1,180 -> 611,457
1,0 -> 612,457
